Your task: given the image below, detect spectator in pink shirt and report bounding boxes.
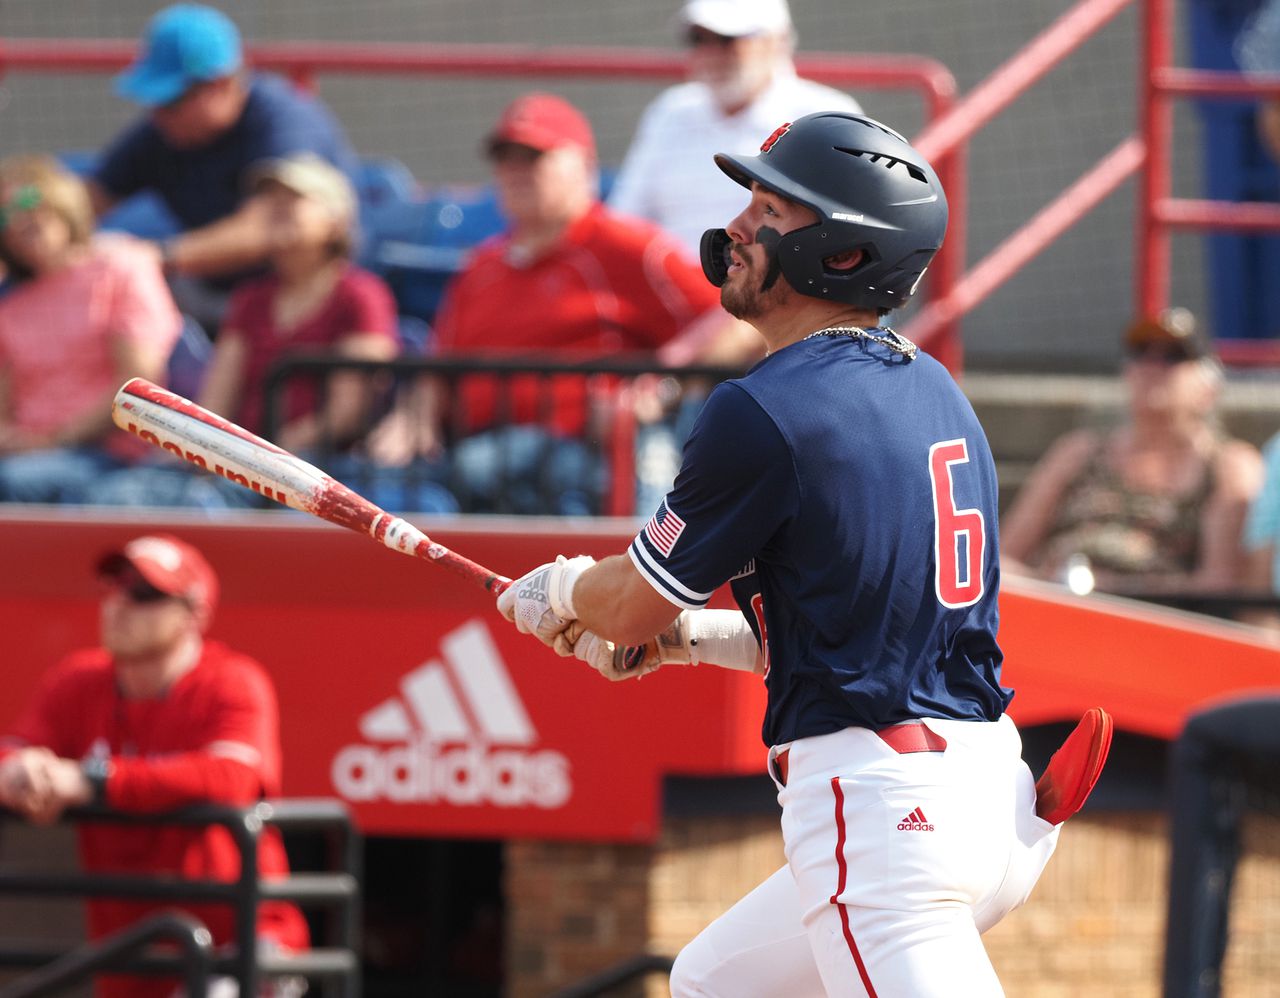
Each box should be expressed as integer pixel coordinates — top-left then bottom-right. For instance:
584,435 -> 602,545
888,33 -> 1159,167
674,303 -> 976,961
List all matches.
0,155 -> 181,504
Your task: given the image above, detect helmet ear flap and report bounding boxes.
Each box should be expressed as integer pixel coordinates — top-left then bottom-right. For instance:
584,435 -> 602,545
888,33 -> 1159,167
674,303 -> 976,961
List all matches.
700,228 -> 733,288
778,227 -> 876,303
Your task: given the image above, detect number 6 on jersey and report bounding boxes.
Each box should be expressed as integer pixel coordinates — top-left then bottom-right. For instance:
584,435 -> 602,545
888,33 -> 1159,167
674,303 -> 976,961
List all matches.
929,438 -> 986,608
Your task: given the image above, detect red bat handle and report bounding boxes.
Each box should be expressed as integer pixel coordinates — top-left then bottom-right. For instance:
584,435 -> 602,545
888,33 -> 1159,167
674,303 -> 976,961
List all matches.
429,546 -> 511,596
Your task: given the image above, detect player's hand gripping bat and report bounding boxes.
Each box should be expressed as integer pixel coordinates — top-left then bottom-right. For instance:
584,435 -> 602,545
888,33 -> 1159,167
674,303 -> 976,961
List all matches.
111,378 -> 511,595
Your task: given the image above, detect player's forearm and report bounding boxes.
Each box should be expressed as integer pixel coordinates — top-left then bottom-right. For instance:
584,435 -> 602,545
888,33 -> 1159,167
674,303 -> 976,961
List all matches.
1259,101 -> 1280,165
163,204 -> 273,278
106,753 -> 263,813
321,367 -> 388,445
573,555 -> 680,646
48,388 -> 133,448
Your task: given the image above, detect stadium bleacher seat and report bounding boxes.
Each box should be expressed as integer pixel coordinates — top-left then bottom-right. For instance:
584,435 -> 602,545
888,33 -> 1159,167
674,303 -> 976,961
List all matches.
55,149 -> 610,332
166,315 -> 214,400
396,315 -> 433,356
366,184 -> 506,323
363,170 -> 616,325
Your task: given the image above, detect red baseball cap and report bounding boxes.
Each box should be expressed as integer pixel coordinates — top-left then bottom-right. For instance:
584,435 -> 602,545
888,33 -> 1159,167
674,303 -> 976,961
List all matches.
486,93 -> 596,159
97,534 -> 219,618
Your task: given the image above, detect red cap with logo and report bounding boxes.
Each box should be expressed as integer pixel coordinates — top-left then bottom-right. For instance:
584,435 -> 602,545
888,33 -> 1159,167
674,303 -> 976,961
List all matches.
486,93 -> 597,159
97,534 -> 219,618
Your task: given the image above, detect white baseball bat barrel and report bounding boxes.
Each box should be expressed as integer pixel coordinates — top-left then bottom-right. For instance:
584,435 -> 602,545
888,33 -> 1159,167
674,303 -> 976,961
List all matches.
111,378 -> 511,595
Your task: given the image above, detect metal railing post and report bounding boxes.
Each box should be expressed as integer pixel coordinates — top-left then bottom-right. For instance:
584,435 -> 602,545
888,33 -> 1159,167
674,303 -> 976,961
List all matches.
231,807 -> 264,997
1136,0 -> 1173,317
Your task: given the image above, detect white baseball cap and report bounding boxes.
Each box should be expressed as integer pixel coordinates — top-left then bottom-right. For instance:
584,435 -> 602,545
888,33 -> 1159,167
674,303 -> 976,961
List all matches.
678,0 -> 793,37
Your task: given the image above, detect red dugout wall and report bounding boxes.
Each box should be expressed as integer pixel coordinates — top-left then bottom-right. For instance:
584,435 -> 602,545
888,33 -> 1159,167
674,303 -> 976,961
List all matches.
3,511 -> 1278,843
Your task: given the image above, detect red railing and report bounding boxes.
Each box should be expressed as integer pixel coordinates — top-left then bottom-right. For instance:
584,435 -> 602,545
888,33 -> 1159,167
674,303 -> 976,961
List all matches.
0,38 -> 964,370
894,0 -> 1280,364
1141,0 -> 1280,363
901,0 -> 1140,351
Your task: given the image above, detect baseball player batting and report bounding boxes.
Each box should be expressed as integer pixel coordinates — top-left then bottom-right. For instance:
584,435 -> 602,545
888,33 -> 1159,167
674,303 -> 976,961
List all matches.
497,112 -> 1111,996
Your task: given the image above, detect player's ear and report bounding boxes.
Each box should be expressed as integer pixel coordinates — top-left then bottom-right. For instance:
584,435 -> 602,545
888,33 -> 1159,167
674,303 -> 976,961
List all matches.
824,248 -> 864,272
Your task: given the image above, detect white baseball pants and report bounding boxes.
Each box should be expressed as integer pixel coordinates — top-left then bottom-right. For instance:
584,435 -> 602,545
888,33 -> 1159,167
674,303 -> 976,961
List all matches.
670,715 -> 1059,997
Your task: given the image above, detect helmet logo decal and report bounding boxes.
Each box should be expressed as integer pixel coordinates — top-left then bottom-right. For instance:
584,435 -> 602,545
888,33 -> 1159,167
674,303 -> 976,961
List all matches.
760,122 -> 792,153
833,211 -> 864,222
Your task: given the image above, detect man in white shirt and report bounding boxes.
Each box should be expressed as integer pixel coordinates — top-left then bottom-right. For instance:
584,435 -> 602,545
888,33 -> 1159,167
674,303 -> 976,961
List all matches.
609,0 -> 863,253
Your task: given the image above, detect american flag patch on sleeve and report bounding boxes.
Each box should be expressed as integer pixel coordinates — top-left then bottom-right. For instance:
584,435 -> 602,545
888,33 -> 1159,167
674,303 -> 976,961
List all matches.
644,500 -> 687,558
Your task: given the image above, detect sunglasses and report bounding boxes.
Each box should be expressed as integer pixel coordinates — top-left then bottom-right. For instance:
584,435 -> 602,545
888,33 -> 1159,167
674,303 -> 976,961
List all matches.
104,573 -> 178,605
1126,344 -> 1195,365
0,185 -> 44,231
686,27 -> 741,48
488,142 -> 546,165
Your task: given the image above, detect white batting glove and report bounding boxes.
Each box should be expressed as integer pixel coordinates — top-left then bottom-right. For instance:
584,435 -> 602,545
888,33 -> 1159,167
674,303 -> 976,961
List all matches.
496,555 -> 595,647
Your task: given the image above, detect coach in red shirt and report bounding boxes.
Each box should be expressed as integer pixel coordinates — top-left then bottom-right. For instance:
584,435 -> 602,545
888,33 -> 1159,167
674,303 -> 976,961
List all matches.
0,534 -> 307,998
368,92 -> 753,514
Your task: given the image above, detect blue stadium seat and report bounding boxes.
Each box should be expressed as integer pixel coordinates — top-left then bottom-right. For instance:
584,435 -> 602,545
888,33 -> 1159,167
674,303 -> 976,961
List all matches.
166,315 -> 214,400
396,315 -> 434,356
366,184 -> 507,323
354,157 -> 421,211
364,169 -> 618,324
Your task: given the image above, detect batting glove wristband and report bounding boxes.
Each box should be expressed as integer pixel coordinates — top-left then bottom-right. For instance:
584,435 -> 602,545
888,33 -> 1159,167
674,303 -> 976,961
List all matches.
554,609 -> 760,681
664,609 -> 760,672
496,555 -> 595,646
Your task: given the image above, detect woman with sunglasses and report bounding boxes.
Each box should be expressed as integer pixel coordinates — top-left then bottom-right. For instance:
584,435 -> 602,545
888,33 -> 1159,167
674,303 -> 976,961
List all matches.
1001,308 -> 1264,596
0,154 -> 181,505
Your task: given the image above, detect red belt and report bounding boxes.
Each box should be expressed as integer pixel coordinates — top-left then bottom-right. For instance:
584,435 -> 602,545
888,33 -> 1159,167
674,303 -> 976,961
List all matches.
774,723 -> 948,786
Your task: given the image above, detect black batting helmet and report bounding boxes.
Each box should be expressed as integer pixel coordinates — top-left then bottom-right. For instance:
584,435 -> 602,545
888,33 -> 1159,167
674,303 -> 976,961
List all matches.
702,111 -> 948,312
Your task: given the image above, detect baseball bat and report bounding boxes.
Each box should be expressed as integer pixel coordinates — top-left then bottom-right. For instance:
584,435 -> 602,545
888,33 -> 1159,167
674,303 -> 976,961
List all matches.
111,377 -> 511,595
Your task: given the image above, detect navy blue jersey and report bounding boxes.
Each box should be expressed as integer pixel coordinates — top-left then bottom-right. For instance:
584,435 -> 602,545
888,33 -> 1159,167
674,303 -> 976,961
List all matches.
628,332 -> 1011,747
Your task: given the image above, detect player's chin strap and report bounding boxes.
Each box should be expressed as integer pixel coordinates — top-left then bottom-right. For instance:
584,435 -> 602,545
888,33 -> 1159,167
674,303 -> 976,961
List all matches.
700,226 -> 785,292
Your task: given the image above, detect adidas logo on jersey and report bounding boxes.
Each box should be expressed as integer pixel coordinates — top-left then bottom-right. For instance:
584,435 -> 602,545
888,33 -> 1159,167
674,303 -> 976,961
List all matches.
897,807 -> 935,832
330,620 -> 572,809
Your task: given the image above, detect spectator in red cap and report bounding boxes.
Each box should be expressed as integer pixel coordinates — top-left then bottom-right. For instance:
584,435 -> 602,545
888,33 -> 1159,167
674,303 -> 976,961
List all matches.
366,93 -> 751,515
0,534 -> 308,998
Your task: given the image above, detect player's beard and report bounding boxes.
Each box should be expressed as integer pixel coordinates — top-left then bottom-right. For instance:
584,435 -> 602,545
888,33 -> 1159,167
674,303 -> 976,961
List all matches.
720,247 -> 786,320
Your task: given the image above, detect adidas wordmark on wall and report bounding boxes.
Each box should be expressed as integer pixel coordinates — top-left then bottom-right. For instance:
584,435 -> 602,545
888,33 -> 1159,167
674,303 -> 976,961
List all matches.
331,620 -> 572,808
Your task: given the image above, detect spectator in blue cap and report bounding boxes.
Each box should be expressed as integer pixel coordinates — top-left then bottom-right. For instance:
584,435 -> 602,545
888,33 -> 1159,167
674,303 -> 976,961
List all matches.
88,4 -> 360,336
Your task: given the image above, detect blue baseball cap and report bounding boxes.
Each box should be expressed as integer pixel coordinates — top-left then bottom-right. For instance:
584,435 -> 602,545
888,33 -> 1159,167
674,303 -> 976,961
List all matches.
115,4 -> 243,107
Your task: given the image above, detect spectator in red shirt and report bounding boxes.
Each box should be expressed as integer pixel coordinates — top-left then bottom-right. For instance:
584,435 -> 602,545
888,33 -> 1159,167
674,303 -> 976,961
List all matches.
367,92 -> 752,515
0,534 -> 308,998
